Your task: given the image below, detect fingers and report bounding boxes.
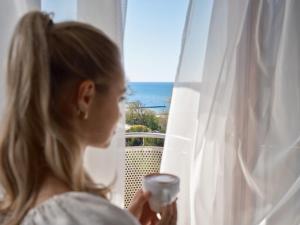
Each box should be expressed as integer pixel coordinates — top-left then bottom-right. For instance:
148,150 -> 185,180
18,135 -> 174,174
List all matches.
159,205 -> 172,224
135,189 -> 151,204
128,189 -> 152,222
128,190 -> 178,225
129,189 -> 151,209
140,202 -> 157,224
158,201 -> 177,225
170,202 -> 177,225
150,215 -> 159,225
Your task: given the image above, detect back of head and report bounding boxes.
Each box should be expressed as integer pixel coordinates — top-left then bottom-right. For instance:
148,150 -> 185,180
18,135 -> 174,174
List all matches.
0,11 -> 121,225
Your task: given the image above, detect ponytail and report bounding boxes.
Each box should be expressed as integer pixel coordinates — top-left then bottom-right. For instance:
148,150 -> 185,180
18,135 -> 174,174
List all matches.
0,12 -> 54,224
6,11 -> 52,121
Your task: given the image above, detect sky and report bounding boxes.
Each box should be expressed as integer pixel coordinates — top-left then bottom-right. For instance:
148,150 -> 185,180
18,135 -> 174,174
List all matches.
124,0 -> 189,82
42,0 -> 190,82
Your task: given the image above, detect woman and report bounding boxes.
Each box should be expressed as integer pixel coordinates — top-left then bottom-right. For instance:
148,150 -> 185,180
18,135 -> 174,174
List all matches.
0,11 -> 177,225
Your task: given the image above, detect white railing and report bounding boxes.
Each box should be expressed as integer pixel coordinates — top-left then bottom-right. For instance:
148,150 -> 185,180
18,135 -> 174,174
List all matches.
125,132 -> 165,138
125,132 -> 165,146
124,132 -> 165,207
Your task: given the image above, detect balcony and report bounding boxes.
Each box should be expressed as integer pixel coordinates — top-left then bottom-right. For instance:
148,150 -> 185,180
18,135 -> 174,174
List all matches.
124,132 -> 165,207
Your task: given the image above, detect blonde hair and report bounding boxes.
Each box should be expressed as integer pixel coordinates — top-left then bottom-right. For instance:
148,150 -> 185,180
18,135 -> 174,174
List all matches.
0,11 -> 121,225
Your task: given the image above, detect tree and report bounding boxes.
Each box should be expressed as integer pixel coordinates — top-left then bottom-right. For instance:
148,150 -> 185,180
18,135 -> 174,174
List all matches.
126,101 -> 161,131
125,101 -> 168,147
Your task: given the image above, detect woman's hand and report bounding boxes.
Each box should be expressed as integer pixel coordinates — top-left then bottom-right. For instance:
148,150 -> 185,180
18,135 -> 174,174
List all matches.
128,189 -> 177,225
156,202 -> 177,225
128,189 -> 157,225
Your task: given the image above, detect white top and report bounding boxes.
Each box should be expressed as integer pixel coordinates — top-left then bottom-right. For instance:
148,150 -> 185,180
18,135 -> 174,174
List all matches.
1,192 -> 140,225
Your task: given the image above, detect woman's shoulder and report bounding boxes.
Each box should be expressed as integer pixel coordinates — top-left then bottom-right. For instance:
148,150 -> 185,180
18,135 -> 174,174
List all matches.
22,192 -> 139,225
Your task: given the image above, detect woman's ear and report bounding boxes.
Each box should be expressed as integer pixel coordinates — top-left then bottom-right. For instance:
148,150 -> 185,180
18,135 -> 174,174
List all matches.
76,80 -> 96,113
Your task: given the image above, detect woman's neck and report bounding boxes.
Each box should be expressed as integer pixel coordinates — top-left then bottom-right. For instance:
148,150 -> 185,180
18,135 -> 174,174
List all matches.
34,175 -> 71,208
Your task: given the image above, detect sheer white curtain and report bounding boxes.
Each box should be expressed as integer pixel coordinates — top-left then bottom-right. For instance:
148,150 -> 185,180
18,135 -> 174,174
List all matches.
0,0 -> 40,115
160,0 -> 212,224
77,0 -> 127,207
162,0 -> 300,224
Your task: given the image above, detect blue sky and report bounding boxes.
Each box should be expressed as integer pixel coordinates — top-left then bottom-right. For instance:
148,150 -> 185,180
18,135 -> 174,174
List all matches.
42,0 -> 190,82
124,0 -> 189,82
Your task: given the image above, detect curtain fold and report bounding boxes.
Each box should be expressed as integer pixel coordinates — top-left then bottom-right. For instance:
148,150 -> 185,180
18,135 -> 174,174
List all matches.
160,0 -> 212,224
162,0 -> 300,224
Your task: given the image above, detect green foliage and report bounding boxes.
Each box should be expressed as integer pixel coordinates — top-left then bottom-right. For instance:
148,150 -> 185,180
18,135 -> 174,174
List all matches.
126,101 -> 168,147
126,101 -> 161,131
144,137 -> 164,147
128,124 -> 151,132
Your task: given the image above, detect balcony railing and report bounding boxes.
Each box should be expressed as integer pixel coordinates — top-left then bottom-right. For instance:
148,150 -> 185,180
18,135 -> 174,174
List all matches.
124,132 -> 165,207
125,132 -> 165,146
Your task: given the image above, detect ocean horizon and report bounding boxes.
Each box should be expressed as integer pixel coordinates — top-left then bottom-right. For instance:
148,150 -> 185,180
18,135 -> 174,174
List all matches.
126,82 -> 174,113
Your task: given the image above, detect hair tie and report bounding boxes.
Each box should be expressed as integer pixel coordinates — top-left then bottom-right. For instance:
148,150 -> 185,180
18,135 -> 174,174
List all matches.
47,12 -> 55,29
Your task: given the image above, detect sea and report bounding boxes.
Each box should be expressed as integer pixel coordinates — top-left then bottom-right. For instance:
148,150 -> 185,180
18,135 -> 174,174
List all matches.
126,82 -> 174,113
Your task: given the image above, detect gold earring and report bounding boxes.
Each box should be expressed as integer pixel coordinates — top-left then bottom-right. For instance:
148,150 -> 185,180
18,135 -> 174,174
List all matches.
83,111 -> 88,120
76,106 -> 88,120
